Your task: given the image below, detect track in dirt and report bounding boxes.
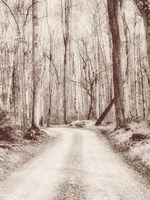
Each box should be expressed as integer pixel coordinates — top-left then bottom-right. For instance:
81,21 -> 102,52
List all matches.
0,128 -> 150,200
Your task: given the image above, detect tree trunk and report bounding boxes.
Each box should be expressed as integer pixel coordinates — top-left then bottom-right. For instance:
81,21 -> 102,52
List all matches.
95,98 -> 115,126
107,0 -> 127,128
121,11 -> 131,119
31,0 -> 41,130
134,1 -> 150,68
63,41 -> 68,124
62,0 -> 72,124
133,0 -> 150,121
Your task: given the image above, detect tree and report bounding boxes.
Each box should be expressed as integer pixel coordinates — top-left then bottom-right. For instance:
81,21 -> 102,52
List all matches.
95,98 -> 115,125
31,0 -> 42,130
61,0 -> 72,124
0,0 -> 149,128
133,0 -> 150,68
107,0 -> 127,128
133,0 -> 150,121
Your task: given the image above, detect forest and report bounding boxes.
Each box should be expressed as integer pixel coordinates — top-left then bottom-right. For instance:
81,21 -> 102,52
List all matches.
0,0 -> 149,131
0,0 -> 150,198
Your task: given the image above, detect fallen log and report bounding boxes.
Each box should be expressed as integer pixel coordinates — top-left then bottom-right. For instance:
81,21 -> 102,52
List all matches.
95,98 -> 115,126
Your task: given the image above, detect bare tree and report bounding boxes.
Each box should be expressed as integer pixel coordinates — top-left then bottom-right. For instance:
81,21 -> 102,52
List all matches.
31,0 -> 42,130
61,0 -> 72,124
133,0 -> 150,68
107,0 -> 127,128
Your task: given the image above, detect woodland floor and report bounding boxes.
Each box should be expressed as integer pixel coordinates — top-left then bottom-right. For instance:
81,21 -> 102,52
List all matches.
0,127 -> 150,199
95,121 -> 150,183
0,130 -> 56,181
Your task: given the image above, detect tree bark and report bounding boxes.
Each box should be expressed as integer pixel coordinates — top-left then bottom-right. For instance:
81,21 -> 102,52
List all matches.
107,0 -> 127,128
62,0 -> 72,124
133,1 -> 150,120
31,0 -> 41,130
133,0 -> 150,68
95,98 -> 115,126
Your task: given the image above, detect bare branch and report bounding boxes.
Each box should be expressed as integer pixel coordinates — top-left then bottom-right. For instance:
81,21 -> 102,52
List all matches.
0,0 -> 20,33
24,0 -> 45,25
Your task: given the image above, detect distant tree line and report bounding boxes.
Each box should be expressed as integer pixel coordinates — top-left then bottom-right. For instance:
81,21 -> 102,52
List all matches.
0,0 -> 149,130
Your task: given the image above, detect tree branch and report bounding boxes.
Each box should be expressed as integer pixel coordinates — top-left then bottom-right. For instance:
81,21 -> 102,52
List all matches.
0,0 -> 20,33
24,0 -> 45,25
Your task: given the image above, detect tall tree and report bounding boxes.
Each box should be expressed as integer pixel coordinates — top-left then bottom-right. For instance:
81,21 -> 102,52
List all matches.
31,0 -> 41,129
133,0 -> 150,69
61,0 -> 72,124
133,0 -> 150,121
107,0 -> 127,128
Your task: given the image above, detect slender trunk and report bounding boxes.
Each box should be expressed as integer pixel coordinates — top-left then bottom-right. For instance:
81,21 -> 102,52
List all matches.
95,98 -> 115,126
134,2 -> 150,117
12,32 -> 20,125
134,0 -> 150,68
143,15 -> 150,117
87,95 -> 93,120
31,0 -> 41,130
47,49 -> 52,127
63,41 -> 68,123
62,0 -> 71,124
121,11 -> 131,119
21,3 -> 29,129
46,0 -> 52,126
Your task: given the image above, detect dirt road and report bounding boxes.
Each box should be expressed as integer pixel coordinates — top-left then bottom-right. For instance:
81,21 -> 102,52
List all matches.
0,128 -> 150,200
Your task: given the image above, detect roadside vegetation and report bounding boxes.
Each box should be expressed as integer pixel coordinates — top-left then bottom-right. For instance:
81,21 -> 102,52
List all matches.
98,121 -> 150,182
0,108 -> 55,181
70,120 -> 150,182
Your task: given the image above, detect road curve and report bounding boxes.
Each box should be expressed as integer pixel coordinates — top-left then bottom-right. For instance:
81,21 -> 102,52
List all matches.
0,128 -> 150,200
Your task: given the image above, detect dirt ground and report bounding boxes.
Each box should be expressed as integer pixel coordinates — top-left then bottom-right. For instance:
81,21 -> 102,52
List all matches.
0,131 -> 56,181
95,121 -> 150,183
0,128 -> 150,200
70,120 -> 150,183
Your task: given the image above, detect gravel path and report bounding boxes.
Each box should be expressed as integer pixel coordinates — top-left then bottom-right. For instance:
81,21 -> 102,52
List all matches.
0,128 -> 150,200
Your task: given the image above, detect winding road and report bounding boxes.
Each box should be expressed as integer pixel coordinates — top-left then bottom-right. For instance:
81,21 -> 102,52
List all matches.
0,128 -> 150,200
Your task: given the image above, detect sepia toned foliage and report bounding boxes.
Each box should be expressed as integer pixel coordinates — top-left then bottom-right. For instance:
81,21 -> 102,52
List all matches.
0,0 -> 149,129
